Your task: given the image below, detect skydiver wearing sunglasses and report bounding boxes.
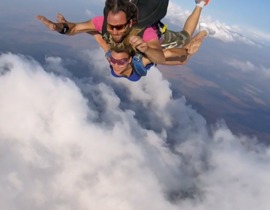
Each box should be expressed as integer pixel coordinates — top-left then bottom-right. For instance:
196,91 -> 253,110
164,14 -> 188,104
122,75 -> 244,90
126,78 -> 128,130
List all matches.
36,0 -> 214,81
37,0 -> 167,64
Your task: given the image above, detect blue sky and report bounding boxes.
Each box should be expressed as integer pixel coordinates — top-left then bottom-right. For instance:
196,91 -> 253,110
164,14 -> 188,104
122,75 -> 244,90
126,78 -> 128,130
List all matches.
163,0 -> 270,46
182,0 -> 270,34
2,0 -> 270,43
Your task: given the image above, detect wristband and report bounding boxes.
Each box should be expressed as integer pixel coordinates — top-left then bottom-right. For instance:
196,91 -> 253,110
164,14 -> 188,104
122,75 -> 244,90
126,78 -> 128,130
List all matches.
59,23 -> 69,34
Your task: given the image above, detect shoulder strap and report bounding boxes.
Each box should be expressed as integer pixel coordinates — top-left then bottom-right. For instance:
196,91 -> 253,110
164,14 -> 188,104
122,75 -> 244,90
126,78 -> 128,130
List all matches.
132,53 -> 147,76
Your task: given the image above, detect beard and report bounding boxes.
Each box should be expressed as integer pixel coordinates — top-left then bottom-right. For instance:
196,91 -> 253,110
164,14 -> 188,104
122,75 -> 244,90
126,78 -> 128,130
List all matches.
110,28 -> 131,43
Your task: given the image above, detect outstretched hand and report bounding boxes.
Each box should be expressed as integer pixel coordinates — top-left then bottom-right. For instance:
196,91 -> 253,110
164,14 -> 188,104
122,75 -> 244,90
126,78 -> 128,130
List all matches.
36,15 -> 57,31
36,14 -> 65,32
129,36 -> 148,53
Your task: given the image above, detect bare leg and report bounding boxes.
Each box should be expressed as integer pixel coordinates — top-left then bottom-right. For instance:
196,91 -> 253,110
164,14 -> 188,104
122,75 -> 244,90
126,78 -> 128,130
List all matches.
182,6 -> 203,38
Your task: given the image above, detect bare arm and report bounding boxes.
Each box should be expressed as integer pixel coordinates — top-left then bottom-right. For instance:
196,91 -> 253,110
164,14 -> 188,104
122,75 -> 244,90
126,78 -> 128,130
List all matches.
37,13 -> 109,53
144,39 -> 166,64
129,36 -> 165,64
36,13 -> 98,35
93,34 -> 110,52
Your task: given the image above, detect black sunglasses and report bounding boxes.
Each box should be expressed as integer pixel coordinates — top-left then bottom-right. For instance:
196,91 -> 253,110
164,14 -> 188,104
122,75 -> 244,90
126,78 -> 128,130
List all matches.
107,23 -> 128,32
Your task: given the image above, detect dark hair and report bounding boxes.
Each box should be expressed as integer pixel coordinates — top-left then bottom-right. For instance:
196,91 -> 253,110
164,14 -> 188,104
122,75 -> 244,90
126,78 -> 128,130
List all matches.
109,42 -> 135,58
104,0 -> 138,24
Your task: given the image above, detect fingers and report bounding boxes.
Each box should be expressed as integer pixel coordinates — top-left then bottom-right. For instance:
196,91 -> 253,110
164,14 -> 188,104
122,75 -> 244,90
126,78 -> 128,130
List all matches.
36,15 -> 56,31
36,15 -> 48,22
57,13 -> 67,23
36,15 -> 43,20
129,35 -> 143,46
129,36 -> 148,53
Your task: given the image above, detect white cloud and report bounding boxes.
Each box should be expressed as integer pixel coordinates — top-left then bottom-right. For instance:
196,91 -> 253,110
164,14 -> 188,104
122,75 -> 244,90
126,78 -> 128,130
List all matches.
226,58 -> 270,77
165,2 -> 192,26
45,56 -> 73,77
248,29 -> 270,45
227,59 -> 256,73
1,52 -> 270,210
166,2 -> 268,46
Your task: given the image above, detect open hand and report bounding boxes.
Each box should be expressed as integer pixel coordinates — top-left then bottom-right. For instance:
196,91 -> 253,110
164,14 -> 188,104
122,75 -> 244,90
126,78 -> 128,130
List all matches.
36,15 -> 57,31
36,14 -> 64,32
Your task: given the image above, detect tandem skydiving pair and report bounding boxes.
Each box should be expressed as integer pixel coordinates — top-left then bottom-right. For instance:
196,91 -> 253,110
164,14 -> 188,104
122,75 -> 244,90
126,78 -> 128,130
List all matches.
37,0 -> 214,81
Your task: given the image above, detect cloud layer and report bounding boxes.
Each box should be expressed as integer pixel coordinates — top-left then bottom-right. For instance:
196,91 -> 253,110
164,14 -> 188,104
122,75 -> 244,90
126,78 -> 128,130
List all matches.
0,52 -> 270,210
226,58 -> 270,77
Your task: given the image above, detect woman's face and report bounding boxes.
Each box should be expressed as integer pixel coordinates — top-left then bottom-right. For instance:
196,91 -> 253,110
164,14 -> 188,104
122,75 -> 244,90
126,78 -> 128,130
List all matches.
108,51 -> 132,76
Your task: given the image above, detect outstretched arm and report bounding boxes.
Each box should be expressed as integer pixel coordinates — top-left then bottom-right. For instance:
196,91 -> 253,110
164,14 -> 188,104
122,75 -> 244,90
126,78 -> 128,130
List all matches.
36,13 -> 109,52
54,14 -> 109,52
36,13 -> 97,35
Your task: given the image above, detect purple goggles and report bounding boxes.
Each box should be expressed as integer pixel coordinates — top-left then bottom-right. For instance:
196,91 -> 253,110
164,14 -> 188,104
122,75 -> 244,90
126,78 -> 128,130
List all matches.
108,55 -> 129,66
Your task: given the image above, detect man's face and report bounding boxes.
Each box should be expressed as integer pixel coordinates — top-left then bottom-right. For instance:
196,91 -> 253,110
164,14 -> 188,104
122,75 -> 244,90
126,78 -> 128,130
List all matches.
107,11 -> 131,43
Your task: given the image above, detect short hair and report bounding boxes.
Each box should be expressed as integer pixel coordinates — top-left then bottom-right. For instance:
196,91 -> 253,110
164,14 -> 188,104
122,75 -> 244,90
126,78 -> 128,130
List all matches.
109,42 -> 135,58
104,0 -> 138,23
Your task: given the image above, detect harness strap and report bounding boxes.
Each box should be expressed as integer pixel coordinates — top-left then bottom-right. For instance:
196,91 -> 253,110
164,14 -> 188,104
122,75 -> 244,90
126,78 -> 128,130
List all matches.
132,53 -> 147,76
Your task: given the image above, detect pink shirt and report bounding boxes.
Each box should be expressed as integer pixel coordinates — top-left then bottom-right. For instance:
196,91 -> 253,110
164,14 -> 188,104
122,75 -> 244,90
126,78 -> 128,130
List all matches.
92,16 -> 158,42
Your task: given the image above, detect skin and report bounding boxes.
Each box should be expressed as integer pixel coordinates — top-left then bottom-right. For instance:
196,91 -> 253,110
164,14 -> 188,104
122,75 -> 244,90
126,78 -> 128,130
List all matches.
36,10 -> 165,64
109,51 -> 159,78
37,12 -> 208,76
182,6 -> 203,39
161,5 -> 205,65
106,11 -> 165,64
36,3 -> 210,75
109,51 -> 133,76
109,32 -> 207,77
104,5 -> 208,66
106,11 -> 132,43
163,30 -> 208,65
